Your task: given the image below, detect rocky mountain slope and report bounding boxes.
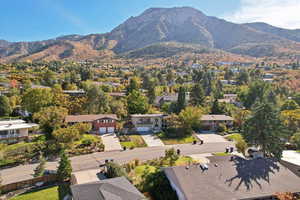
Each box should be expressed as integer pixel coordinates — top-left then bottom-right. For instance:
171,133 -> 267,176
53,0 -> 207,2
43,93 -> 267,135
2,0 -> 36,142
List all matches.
1,7 -> 300,62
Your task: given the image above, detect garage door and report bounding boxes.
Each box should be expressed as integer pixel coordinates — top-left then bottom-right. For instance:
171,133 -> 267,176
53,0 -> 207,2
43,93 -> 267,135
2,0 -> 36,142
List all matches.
137,127 -> 150,132
107,127 -> 115,133
99,127 -> 106,134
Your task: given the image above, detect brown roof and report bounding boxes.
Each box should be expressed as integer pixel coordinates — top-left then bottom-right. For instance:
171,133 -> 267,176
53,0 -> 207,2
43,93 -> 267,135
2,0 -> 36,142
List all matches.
201,115 -> 233,121
164,156 -> 300,200
65,114 -> 118,123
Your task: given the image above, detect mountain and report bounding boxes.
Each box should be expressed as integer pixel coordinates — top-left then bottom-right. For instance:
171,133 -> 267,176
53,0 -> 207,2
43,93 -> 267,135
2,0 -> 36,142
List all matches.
244,22 -> 300,42
1,7 -> 300,62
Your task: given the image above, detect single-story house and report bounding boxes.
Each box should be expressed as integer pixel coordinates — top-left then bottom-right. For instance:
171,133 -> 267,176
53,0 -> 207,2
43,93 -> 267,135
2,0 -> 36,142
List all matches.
155,94 -> 178,106
71,176 -> 145,200
63,89 -> 86,96
65,114 -> 118,134
223,94 -> 237,101
201,115 -> 233,130
164,156 -> 300,200
131,114 -> 164,133
0,120 -> 38,143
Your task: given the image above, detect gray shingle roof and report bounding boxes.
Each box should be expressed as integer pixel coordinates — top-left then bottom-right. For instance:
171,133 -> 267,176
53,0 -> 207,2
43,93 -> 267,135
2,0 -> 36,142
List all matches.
71,176 -> 145,200
164,156 -> 300,200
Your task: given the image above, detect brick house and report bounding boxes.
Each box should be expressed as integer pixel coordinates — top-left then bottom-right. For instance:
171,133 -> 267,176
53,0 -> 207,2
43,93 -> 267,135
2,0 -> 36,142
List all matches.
65,114 -> 118,134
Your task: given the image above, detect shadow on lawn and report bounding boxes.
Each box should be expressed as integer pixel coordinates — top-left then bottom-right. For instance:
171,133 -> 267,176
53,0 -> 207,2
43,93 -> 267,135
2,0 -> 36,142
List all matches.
225,156 -> 280,191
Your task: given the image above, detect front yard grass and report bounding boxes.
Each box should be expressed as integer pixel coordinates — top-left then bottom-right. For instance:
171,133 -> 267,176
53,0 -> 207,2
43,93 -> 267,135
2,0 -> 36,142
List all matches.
119,135 -> 147,148
11,186 -> 58,200
225,133 -> 243,142
128,156 -> 196,185
158,134 -> 199,145
212,152 -> 231,156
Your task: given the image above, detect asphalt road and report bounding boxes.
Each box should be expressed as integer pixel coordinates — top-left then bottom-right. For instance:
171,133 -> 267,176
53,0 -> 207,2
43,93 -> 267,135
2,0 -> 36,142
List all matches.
1,142 -> 233,184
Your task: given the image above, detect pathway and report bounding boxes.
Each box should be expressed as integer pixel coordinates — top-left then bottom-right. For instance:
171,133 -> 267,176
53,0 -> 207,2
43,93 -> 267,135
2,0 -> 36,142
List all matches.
100,133 -> 122,151
195,133 -> 228,143
139,132 -> 164,147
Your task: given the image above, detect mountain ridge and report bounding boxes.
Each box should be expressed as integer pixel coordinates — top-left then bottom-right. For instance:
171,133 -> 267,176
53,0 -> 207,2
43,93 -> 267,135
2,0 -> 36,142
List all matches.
1,7 -> 300,62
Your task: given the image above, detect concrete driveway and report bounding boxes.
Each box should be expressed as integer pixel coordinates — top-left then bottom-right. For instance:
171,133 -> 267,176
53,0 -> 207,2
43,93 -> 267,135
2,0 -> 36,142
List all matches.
139,132 -> 164,147
195,133 -> 228,143
100,133 -> 122,151
282,150 -> 300,166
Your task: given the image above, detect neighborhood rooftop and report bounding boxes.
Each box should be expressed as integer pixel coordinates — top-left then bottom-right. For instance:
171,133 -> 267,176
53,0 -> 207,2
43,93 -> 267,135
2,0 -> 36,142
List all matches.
164,156 -> 300,200
71,176 -> 145,200
131,114 -> 165,117
201,115 -> 233,121
0,120 -> 38,131
65,114 -> 118,123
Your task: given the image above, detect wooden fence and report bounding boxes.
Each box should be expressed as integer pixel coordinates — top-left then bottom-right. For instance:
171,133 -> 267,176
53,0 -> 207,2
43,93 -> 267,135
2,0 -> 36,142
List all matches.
0,174 -> 57,193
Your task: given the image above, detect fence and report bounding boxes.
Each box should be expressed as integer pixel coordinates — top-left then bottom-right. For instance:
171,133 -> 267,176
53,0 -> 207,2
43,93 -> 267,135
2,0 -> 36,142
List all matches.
0,174 -> 57,193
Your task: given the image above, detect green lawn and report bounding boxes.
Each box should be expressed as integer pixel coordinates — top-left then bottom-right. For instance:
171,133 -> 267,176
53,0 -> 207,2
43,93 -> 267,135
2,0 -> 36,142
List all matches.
225,133 -> 243,142
212,152 -> 231,156
120,135 -> 147,148
158,134 -> 199,145
134,165 -> 157,176
11,186 -> 58,200
175,156 -> 194,166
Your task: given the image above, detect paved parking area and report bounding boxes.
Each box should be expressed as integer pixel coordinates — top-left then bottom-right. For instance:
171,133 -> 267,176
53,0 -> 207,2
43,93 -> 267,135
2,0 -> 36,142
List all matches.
195,133 -> 228,143
139,132 -> 164,147
100,133 -> 122,151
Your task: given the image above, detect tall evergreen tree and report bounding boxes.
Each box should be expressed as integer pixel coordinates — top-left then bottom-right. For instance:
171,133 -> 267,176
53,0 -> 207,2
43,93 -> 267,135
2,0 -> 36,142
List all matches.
210,99 -> 224,114
190,84 -> 205,106
243,101 -> 288,159
34,154 -> 46,177
176,86 -> 186,114
0,95 -> 11,117
57,150 -> 72,182
126,77 -> 140,94
147,84 -> 156,104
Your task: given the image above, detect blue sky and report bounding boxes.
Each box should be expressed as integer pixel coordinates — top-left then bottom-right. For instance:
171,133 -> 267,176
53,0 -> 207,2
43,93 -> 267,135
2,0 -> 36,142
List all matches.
1,0 -> 299,42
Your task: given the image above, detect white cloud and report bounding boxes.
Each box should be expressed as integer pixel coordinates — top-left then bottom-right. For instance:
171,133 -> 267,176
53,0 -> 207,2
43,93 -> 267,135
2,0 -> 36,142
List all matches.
224,0 -> 300,29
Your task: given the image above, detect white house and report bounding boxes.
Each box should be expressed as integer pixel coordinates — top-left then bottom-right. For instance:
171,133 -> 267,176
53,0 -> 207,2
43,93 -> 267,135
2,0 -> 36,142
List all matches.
0,120 -> 38,143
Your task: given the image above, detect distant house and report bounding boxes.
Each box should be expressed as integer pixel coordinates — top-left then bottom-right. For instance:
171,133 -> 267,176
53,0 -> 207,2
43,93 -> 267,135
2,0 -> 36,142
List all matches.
0,120 -> 38,143
263,73 -> 275,79
218,94 -> 238,104
220,80 -> 237,85
71,176 -> 145,200
63,89 -> 86,97
200,115 -> 233,130
108,92 -> 126,98
155,93 -> 190,107
155,94 -> 178,106
131,114 -> 165,133
164,156 -> 300,200
65,114 -> 118,134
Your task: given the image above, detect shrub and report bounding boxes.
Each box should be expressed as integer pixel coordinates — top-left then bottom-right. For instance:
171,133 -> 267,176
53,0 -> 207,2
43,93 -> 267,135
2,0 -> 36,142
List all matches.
106,162 -> 127,178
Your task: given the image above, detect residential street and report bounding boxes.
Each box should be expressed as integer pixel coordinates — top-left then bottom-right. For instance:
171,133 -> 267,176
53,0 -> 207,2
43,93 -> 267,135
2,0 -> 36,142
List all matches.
1,141 -> 233,184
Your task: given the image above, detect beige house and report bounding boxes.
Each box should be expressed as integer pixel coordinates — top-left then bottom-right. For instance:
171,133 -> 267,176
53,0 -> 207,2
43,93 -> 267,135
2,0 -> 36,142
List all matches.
0,120 -> 38,143
131,114 -> 164,133
201,115 -> 233,130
